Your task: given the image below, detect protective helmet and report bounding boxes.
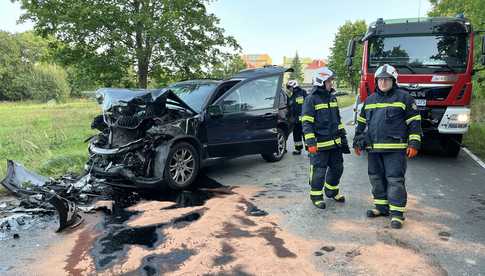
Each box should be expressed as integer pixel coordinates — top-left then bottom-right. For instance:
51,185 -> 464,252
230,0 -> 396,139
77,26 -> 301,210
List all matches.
313,67 -> 335,87
374,64 -> 398,81
286,80 -> 299,89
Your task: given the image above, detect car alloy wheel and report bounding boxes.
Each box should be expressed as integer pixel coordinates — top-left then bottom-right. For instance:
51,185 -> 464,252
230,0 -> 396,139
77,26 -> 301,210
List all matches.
169,148 -> 195,185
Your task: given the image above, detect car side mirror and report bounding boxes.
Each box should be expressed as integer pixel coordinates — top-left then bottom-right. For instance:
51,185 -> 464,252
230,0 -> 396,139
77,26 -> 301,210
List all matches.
481,35 -> 485,66
207,105 -> 223,118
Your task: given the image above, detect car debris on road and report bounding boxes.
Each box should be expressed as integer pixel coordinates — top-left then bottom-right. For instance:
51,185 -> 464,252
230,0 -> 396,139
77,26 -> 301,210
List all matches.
0,160 -> 114,235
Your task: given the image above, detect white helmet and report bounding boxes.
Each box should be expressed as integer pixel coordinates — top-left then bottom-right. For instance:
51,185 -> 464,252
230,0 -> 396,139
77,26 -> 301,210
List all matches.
313,67 -> 335,87
286,80 -> 299,89
374,64 -> 398,81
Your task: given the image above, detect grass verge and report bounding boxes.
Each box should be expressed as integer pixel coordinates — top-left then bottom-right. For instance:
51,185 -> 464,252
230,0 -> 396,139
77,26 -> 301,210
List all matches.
337,94 -> 357,108
464,95 -> 485,160
0,99 -> 100,194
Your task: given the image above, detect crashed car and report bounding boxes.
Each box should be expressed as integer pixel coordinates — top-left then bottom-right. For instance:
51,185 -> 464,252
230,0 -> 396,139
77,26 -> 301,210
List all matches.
88,66 -> 294,190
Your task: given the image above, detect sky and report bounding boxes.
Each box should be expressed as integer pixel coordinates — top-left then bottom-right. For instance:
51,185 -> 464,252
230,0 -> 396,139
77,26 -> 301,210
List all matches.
1,0 -> 433,64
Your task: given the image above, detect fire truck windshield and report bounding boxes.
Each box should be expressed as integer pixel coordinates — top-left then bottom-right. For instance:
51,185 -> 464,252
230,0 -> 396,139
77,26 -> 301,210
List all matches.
368,34 -> 468,74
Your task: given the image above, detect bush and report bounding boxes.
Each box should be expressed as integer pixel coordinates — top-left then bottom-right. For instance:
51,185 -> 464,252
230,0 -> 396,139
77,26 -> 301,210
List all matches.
0,31 -> 72,102
14,64 -> 71,102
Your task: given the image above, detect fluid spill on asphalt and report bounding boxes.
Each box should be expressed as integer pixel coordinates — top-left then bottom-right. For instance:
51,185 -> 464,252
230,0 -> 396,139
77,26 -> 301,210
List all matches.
125,247 -> 197,276
89,173 -> 228,271
213,242 -> 236,266
239,198 -> 269,217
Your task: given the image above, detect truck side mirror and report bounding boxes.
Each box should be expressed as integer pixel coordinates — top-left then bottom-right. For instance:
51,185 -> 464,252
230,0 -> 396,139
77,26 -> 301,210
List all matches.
481,35 -> 485,66
345,57 -> 353,68
345,39 -> 356,68
207,105 -> 223,118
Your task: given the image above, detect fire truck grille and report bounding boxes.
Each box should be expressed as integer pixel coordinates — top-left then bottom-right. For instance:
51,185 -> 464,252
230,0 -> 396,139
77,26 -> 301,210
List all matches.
401,86 -> 451,101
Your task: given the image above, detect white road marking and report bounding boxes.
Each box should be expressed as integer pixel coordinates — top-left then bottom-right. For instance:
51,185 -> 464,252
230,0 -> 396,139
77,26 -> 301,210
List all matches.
462,147 -> 485,170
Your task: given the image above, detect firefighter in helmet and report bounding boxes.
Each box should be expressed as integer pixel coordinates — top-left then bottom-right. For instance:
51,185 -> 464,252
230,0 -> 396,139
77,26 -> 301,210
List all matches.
302,67 -> 350,209
353,64 -> 422,229
287,79 -> 307,154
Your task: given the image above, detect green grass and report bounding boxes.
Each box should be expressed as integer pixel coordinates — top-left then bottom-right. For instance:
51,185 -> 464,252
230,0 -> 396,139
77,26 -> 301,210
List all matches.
337,94 -> 357,108
0,100 -> 100,193
464,123 -> 485,159
464,95 -> 485,160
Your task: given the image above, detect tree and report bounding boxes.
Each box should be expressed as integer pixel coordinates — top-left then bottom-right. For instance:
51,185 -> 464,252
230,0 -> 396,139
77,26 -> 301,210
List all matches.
328,20 -> 367,94
0,30 -> 69,101
209,54 -> 246,80
289,52 -> 304,83
15,63 -> 71,102
15,0 -> 240,88
429,0 -> 485,89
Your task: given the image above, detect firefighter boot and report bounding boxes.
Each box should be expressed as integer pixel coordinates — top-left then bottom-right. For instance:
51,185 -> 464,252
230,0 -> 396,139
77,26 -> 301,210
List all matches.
366,208 -> 389,218
310,190 -> 326,209
333,193 -> 346,202
391,216 -> 404,229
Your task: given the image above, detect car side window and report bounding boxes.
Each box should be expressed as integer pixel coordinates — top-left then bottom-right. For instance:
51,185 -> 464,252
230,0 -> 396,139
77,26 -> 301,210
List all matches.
278,89 -> 288,108
220,75 -> 279,113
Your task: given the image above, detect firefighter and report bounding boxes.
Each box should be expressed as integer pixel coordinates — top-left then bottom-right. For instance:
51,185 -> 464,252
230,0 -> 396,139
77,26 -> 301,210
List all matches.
353,64 -> 422,229
287,80 -> 307,155
302,67 -> 350,209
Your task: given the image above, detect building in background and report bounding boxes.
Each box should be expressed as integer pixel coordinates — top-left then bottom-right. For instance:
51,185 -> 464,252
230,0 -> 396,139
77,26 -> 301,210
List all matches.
282,56 -> 313,69
241,54 -> 272,68
303,59 -> 327,84
282,56 -> 327,85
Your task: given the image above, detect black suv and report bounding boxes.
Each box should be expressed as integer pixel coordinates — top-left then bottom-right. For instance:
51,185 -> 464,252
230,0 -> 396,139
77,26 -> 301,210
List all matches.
88,66 -> 294,189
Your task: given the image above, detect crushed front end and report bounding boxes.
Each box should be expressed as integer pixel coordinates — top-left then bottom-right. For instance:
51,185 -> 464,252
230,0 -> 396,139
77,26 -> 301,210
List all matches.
87,88 -> 197,188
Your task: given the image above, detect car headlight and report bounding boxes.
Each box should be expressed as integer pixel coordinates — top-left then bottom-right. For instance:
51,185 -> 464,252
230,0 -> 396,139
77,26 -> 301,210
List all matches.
457,113 -> 469,123
448,113 -> 470,123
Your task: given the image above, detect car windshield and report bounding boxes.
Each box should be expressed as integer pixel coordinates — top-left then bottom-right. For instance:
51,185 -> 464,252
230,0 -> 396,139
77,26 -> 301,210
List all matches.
169,82 -> 218,112
368,34 -> 468,74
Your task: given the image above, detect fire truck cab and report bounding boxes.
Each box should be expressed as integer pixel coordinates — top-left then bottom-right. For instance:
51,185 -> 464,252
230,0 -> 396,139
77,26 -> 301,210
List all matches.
346,15 -> 485,157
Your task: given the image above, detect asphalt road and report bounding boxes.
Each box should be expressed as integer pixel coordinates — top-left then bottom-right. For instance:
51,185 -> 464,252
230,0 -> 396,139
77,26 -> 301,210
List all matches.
1,106 -> 484,275
204,106 -> 485,275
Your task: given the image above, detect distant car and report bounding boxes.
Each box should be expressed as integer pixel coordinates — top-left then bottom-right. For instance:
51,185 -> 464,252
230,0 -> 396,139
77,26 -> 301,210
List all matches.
87,66 -> 294,190
333,91 -> 349,97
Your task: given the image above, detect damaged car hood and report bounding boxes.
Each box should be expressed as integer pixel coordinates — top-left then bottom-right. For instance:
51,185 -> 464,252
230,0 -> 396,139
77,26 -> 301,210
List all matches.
96,88 -> 197,114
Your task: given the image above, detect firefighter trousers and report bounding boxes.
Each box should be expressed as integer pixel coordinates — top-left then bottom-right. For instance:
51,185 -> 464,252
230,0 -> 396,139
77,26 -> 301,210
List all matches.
309,148 -> 344,201
368,151 -> 407,219
293,121 -> 304,151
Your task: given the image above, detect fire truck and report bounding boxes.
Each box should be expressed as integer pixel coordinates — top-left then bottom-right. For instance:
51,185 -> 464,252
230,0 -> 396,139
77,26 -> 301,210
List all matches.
345,15 -> 485,157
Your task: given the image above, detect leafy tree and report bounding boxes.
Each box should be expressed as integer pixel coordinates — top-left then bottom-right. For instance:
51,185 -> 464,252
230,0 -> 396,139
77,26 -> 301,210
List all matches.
0,30 -> 66,101
20,63 -> 71,102
289,52 -> 304,83
328,20 -> 367,94
429,0 -> 485,92
15,0 -> 240,88
209,54 -> 246,80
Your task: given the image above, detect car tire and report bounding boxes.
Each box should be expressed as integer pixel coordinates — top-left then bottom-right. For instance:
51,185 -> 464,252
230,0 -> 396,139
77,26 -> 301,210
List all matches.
261,128 -> 287,162
442,134 -> 462,158
163,142 -> 200,190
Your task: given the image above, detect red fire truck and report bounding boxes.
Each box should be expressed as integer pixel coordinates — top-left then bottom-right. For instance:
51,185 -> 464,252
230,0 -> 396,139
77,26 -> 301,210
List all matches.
346,15 -> 485,157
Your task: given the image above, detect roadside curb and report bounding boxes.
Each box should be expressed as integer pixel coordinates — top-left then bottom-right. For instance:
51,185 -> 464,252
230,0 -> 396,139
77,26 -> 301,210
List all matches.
462,147 -> 485,170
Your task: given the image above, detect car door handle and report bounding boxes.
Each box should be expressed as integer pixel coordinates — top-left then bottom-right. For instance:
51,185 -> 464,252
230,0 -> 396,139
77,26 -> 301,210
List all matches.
262,113 -> 275,119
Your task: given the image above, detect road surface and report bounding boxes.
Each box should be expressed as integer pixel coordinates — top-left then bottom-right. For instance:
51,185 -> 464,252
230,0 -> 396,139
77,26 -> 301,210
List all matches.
1,106 -> 484,275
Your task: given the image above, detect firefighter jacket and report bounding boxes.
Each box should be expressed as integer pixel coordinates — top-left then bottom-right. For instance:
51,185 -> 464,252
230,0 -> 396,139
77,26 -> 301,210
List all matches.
302,86 -> 348,151
353,87 -> 422,152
